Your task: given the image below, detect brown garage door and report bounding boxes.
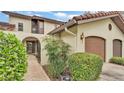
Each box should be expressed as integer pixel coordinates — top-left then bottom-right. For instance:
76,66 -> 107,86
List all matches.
113,39 -> 122,57
85,36 -> 105,61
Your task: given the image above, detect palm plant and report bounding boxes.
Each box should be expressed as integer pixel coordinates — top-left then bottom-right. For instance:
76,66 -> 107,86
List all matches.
43,36 -> 70,78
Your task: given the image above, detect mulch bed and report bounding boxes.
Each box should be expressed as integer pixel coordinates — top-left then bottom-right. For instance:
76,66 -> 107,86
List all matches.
42,65 -> 58,81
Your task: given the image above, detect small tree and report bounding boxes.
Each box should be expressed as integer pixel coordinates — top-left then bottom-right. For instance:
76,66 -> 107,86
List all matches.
43,36 -> 70,78
0,32 -> 27,81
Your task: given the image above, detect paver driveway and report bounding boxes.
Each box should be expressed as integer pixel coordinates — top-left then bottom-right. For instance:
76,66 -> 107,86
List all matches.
100,63 -> 124,81
24,55 -> 50,81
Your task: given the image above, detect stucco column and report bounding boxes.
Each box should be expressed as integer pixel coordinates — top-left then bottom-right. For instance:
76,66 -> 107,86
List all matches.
40,40 -> 48,65
76,39 -> 83,52
82,37 -> 85,52
122,41 -> 124,57
76,31 -> 84,52
106,38 -> 113,62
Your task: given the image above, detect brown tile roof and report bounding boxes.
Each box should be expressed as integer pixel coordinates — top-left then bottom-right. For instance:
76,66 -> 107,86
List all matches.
0,22 -> 15,31
72,11 -> 121,21
2,11 -> 64,24
49,11 -> 124,34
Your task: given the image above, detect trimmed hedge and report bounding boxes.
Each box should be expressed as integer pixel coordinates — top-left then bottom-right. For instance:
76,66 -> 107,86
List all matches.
110,57 -> 124,66
0,32 -> 27,81
68,52 -> 103,81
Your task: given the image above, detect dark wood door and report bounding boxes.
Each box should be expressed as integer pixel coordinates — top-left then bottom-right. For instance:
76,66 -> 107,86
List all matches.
113,39 -> 122,57
85,36 -> 105,61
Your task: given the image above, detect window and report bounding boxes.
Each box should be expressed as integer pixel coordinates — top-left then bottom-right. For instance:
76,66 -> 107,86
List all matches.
39,21 -> 44,34
31,20 -> 38,33
32,20 -> 44,34
108,24 -> 112,31
18,23 -> 23,31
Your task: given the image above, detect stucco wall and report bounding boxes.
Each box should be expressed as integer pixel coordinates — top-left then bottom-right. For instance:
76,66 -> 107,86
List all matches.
44,21 -> 58,35
77,18 -> 124,62
9,16 -> 60,35
9,16 -> 32,33
59,26 -> 77,53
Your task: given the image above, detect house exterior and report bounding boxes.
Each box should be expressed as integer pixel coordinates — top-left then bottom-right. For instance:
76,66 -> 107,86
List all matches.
49,11 -> 124,62
1,11 -> 124,65
1,11 -> 64,65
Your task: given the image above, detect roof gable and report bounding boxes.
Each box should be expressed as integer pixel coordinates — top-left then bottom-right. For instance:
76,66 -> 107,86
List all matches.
49,11 -> 124,34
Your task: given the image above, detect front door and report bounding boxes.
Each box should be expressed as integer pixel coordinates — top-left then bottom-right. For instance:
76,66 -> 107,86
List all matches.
27,41 -> 35,54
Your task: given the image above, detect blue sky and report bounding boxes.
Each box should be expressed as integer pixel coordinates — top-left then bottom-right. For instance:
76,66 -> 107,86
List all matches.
0,11 -> 84,22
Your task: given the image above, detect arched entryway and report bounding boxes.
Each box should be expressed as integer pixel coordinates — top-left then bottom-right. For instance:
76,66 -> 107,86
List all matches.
113,39 -> 122,57
22,37 -> 41,62
85,36 -> 105,61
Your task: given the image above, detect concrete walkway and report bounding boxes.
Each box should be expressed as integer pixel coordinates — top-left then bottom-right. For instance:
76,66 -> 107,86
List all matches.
24,55 -> 50,81
100,63 -> 124,81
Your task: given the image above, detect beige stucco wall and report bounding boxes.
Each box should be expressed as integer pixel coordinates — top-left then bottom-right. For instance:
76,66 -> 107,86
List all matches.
9,16 -> 60,35
59,26 -> 77,53
58,18 -> 124,62
9,16 -> 32,33
77,18 -> 124,62
44,21 -> 58,35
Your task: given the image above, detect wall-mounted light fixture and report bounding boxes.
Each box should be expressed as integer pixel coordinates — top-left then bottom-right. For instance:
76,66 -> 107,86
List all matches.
80,32 -> 84,40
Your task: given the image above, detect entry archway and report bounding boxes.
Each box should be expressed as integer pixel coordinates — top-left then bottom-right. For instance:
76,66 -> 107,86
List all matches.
22,37 -> 41,62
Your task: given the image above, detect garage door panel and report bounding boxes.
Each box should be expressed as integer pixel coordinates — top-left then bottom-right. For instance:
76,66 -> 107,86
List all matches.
85,36 -> 105,61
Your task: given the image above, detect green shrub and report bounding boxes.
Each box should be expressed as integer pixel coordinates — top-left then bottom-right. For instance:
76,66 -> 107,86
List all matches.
0,32 -> 27,81
110,57 -> 124,65
68,52 -> 103,81
43,36 -> 70,79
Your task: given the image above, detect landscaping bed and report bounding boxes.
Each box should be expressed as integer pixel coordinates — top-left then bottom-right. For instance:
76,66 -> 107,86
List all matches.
43,65 -> 71,81
43,52 -> 104,81
43,36 -> 103,81
43,36 -> 70,81
42,65 -> 56,80
110,57 -> 124,66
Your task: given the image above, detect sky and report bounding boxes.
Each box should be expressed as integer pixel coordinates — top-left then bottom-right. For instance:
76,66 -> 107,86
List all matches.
0,11 -> 84,22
